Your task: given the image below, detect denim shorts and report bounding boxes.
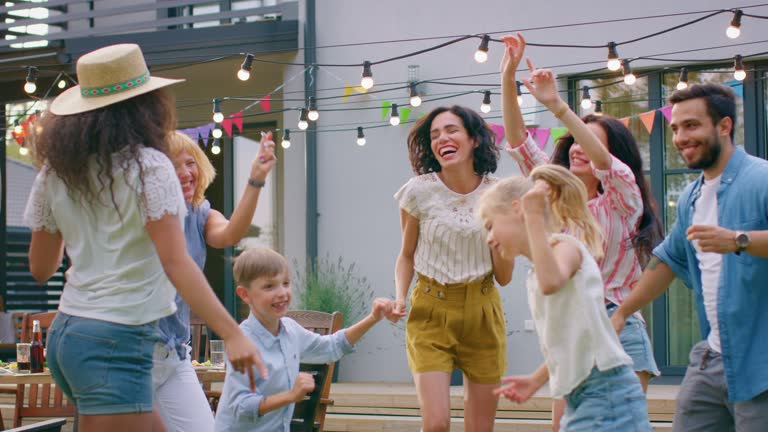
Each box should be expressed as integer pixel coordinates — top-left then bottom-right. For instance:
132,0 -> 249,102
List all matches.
46,312 -> 163,415
606,303 -> 661,377
561,365 -> 653,432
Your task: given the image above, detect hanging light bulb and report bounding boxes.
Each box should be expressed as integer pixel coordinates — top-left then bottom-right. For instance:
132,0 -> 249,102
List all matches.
474,35 -> 490,63
24,67 -> 38,94
361,61 -> 374,90
19,146 -> 29,156
298,108 -> 309,130
356,126 -> 366,146
237,54 -> 254,81
212,99 -> 224,123
480,91 -> 492,113
281,129 -> 291,149
733,55 -> 746,81
622,61 -> 636,85
389,103 -> 401,126
211,140 -> 221,155
516,81 -> 524,106
727,9 -> 743,39
57,79 -> 67,89
307,96 -> 319,121
606,42 -> 621,71
580,86 -> 593,110
13,120 -> 22,134
212,127 -> 223,139
676,68 -> 689,91
409,82 -> 422,107
595,100 -> 603,115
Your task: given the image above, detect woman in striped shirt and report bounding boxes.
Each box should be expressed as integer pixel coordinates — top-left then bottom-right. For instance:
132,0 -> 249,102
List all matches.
498,34 -> 663,431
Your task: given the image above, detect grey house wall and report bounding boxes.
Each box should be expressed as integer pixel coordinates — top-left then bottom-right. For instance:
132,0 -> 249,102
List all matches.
279,0 -> 765,382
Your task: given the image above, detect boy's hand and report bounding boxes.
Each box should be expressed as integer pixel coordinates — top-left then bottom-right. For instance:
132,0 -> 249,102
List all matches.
370,298 -> 400,322
291,372 -> 316,402
493,374 -> 540,403
382,298 -> 407,323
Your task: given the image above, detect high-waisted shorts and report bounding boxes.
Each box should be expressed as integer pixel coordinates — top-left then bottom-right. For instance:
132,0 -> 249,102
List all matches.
406,273 -> 506,384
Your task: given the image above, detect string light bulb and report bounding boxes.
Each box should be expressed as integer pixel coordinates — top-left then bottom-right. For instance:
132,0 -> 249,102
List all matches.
480,91 -> 492,113
361,61 -> 374,90
212,99 -> 224,123
24,67 -> 38,94
281,129 -> 291,149
606,42 -> 621,71
13,120 -> 22,134
211,140 -> 221,155
389,103 -> 401,126
595,100 -> 603,115
580,86 -> 593,110
237,54 -> 254,81
409,82 -> 422,107
19,146 -> 29,156
727,9 -> 743,39
307,96 -> 319,121
474,35 -> 490,63
57,79 -> 67,89
212,127 -> 223,139
298,108 -> 309,130
622,61 -> 636,85
356,126 -> 366,146
676,68 -> 689,90
516,81 -> 524,106
733,55 -> 746,81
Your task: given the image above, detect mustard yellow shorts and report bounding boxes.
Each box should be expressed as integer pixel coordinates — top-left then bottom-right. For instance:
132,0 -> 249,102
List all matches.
406,273 -> 506,384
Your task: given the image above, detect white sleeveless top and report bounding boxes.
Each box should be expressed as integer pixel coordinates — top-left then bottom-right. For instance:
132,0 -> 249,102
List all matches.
24,147 -> 186,325
527,233 -> 631,398
395,173 -> 497,284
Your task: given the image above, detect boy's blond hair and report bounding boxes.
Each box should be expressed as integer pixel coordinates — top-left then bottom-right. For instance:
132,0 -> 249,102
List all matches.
167,131 -> 216,206
233,247 -> 291,287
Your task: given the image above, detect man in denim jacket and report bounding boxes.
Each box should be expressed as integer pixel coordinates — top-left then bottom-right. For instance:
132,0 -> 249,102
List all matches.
612,83 -> 768,432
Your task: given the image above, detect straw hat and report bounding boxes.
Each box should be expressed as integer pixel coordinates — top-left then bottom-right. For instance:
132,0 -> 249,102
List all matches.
50,44 -> 184,116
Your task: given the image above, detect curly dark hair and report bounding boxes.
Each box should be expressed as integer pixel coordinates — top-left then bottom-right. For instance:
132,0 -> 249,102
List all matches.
406,105 -> 499,175
551,114 -> 663,265
34,88 -> 176,214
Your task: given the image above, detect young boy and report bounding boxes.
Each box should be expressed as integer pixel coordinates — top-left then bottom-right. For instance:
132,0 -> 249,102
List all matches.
213,247 -> 397,432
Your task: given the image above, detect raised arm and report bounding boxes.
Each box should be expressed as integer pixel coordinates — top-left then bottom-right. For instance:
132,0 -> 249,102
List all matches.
522,58 -> 612,170
205,131 -> 277,248
500,33 -> 529,149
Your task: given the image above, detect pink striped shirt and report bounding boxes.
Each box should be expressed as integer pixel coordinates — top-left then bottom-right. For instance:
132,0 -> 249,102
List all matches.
507,134 -> 643,309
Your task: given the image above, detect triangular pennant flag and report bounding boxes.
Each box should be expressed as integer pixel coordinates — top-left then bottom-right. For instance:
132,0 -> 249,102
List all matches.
639,110 -> 657,134
619,117 -> 630,128
259,94 -> 271,112
232,112 -> 243,133
659,105 -> 673,123
534,128 -> 551,150
400,107 -> 411,123
199,123 -> 215,139
489,123 -> 505,146
550,127 -> 568,144
342,85 -> 354,102
222,118 -> 233,137
381,101 -> 392,120
354,86 -> 368,94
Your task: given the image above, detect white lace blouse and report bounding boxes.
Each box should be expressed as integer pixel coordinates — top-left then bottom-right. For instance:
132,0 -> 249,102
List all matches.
395,173 -> 497,284
23,147 -> 186,325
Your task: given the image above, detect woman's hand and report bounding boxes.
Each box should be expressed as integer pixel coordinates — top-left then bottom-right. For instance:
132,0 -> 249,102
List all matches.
520,58 -> 564,112
493,374 -> 541,403
250,131 -> 277,182
224,332 -> 268,392
500,33 -> 526,83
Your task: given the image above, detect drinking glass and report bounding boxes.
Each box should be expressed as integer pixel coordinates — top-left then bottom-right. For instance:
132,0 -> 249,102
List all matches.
16,343 -> 31,374
209,340 -> 225,368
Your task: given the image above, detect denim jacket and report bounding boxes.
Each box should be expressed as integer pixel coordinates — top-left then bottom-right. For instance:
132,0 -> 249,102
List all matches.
654,147 -> 768,402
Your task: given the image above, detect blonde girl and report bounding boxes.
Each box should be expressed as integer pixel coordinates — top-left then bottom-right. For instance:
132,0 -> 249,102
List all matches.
477,165 -> 652,432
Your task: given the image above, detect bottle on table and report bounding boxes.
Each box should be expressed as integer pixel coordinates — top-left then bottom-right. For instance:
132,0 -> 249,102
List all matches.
31,319 -> 45,373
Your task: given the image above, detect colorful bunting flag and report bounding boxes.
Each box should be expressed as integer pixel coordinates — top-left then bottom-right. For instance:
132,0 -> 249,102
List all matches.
259,94 -> 271,112
400,107 -> 411,123
381,101 -> 392,120
619,117 -> 630,128
488,123 -> 505,145
342,85 -> 355,102
659,105 -> 673,123
232,111 -> 243,133
222,118 -> 233,137
550,127 -> 568,144
638,110 -> 657,133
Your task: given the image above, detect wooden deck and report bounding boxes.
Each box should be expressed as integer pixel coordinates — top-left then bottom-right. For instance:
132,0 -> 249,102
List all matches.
324,382 -> 678,431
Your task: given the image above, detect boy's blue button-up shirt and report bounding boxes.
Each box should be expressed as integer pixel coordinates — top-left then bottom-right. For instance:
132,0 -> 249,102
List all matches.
214,313 -> 354,432
654,146 -> 768,402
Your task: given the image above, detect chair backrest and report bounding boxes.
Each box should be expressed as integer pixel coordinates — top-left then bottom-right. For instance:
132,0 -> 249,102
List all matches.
14,312 -> 77,427
3,418 -> 67,432
286,310 -> 343,432
190,313 -> 210,363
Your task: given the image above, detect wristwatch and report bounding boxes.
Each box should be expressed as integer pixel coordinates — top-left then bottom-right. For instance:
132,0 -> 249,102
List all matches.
734,231 -> 750,255
247,178 -> 266,188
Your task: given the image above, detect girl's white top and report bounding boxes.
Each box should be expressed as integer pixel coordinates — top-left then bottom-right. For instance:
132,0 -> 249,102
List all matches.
395,172 -> 497,284
24,147 -> 186,325
527,233 -> 631,398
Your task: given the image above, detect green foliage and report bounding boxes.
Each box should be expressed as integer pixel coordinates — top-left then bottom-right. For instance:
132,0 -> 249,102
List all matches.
293,255 -> 374,327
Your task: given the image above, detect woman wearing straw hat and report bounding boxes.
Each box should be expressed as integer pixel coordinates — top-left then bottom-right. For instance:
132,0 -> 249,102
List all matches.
24,43 -> 266,432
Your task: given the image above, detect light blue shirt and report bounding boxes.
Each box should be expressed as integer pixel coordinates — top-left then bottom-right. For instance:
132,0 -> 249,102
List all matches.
654,147 -> 768,402
213,313 -> 354,432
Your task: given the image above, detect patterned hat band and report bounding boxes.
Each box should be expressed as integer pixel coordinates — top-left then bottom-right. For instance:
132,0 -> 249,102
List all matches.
80,71 -> 151,97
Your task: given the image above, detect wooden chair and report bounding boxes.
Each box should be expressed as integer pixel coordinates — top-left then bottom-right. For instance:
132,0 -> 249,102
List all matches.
14,312 -> 77,428
0,312 -> 31,429
189,314 -> 211,364
286,310 -> 343,432
2,418 -> 67,432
